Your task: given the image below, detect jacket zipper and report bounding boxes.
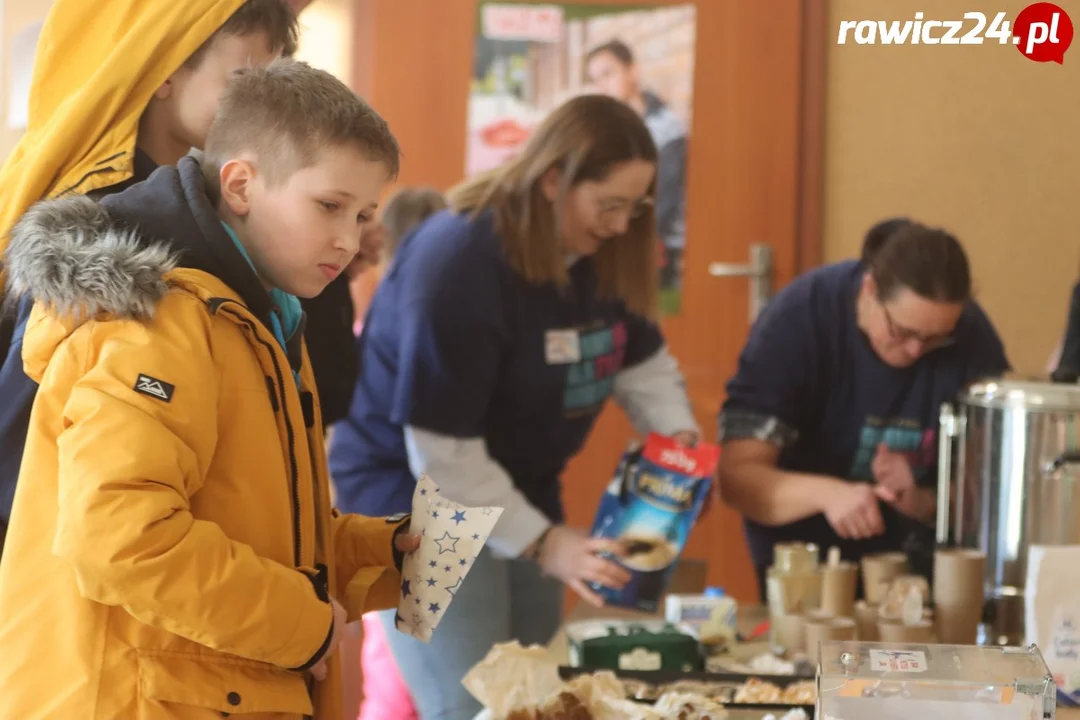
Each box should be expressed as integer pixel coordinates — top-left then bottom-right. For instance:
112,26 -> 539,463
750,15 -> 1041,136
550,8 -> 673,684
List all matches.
210,298 -> 303,567
56,150 -> 127,197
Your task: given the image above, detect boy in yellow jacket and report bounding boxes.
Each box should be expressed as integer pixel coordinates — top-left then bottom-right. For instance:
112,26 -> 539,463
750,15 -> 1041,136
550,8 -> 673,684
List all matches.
0,59 -> 416,720
0,0 -> 297,557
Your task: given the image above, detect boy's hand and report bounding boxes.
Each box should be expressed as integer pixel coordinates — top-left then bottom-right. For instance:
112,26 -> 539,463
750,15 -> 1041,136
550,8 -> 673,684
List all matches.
394,532 -> 421,554
391,519 -> 420,572
310,597 -> 348,681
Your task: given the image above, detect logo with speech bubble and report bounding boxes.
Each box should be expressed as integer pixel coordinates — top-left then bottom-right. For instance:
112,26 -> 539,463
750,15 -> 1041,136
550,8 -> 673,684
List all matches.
1014,2 -> 1074,63
834,4 -> 1073,64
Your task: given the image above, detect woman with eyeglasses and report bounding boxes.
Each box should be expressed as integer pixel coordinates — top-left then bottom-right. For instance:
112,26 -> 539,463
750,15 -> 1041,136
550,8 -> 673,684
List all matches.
326,94 -> 698,719
716,218 -> 1009,598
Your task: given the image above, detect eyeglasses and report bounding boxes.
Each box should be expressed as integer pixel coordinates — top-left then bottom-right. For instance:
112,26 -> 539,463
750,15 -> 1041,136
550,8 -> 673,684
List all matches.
595,195 -> 654,221
880,300 -> 955,350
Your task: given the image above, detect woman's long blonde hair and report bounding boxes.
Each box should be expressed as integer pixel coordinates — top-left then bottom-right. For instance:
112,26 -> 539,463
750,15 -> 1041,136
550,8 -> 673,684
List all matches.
448,94 -> 660,319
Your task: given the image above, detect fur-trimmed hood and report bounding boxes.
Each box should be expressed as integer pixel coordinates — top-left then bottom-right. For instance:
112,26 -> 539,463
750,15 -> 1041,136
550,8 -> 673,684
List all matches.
3,157 -> 280,376
4,195 -> 177,323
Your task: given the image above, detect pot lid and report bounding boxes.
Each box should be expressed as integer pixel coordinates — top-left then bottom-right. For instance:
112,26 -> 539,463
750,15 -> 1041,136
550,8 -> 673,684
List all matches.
962,378 -> 1080,410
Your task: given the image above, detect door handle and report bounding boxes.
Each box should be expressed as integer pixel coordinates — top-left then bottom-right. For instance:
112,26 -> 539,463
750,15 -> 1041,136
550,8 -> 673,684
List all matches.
708,243 -> 773,322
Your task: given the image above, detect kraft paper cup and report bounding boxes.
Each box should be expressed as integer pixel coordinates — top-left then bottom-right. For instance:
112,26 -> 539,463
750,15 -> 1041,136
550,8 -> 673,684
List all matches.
933,548 -> 985,645
878,618 -> 934,643
933,549 -> 985,602
773,542 -> 819,574
766,568 -> 822,615
821,561 -> 858,618
854,600 -> 880,641
771,613 -> 807,656
861,552 -> 909,604
804,616 -> 855,654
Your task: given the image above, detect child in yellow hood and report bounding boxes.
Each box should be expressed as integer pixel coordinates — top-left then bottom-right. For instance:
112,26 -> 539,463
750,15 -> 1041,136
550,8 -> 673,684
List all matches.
0,0 -> 298,558
0,58 -> 419,720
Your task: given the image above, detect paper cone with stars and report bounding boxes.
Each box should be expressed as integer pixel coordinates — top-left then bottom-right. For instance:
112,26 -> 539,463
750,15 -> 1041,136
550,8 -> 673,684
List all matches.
394,473 -> 503,642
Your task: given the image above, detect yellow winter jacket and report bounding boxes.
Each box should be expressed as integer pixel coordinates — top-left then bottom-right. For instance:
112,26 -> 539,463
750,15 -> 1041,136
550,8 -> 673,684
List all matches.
0,0 -> 248,287
0,160 -> 406,719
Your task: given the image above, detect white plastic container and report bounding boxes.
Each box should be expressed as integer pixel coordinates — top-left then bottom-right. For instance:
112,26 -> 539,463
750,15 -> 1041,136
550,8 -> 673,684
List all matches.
664,586 -> 737,642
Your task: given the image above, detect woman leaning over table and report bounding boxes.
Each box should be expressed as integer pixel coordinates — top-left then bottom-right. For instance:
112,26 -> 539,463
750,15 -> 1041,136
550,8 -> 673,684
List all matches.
328,94 -> 700,719
717,219 -> 1010,600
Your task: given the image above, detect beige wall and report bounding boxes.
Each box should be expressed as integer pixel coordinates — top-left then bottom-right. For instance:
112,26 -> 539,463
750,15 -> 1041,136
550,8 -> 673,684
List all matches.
823,0 -> 1080,376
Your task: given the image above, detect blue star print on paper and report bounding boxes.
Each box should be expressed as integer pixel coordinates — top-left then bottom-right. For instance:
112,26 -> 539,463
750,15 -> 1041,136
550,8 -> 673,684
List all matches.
393,474 -> 504,643
434,531 -> 460,555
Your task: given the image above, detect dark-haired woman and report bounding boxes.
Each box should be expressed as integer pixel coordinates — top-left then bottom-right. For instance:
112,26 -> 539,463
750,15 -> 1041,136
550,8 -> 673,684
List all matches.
328,94 -> 699,719
717,220 -> 1010,598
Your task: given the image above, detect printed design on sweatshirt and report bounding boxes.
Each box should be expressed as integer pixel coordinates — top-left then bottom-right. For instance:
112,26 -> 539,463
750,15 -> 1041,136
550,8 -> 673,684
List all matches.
849,416 -> 936,483
563,320 -> 627,416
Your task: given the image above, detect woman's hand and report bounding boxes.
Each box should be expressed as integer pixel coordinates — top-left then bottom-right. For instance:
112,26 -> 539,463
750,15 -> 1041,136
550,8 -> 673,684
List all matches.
823,480 -> 886,539
669,429 -> 718,518
533,526 -> 631,607
671,429 -> 699,447
871,443 -> 916,495
875,484 -> 936,525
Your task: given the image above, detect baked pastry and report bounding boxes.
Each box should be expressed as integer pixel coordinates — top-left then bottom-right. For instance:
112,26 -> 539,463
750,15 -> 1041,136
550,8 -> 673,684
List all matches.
655,680 -> 735,702
733,677 -> 782,703
779,680 -> 816,704
505,692 -> 592,720
653,691 -> 728,719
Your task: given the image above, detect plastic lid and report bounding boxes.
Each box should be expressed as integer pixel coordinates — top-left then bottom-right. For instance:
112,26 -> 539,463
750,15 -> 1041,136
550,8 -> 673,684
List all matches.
704,586 -> 726,598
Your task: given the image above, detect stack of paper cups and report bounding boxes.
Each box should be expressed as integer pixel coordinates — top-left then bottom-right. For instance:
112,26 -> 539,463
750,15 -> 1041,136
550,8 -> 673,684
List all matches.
820,560 -> 858,618
933,548 -> 986,644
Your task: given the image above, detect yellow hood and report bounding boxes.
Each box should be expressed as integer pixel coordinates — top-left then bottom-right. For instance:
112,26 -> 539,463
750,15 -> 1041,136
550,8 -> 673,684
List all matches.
0,0 -> 247,259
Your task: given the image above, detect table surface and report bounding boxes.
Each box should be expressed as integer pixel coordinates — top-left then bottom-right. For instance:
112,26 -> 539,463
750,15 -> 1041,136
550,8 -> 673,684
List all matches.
549,602 -> 1080,719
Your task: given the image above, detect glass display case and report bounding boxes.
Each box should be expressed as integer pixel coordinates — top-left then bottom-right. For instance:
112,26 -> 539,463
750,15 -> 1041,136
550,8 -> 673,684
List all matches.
817,640 -> 1056,719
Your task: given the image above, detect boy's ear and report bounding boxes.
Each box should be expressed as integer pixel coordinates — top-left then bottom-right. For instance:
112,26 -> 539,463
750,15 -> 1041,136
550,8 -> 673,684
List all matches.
219,159 -> 256,217
153,78 -> 174,101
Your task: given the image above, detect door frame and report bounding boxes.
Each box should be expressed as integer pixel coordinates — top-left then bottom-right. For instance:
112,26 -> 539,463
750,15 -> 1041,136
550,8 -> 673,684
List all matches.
797,0 -> 827,274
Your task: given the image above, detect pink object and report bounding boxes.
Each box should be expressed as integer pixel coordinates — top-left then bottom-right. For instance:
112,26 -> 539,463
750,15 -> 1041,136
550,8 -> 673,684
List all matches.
357,613 -> 417,720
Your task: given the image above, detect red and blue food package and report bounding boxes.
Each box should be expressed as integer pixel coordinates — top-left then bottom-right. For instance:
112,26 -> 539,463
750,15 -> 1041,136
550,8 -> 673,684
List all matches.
588,433 -> 721,612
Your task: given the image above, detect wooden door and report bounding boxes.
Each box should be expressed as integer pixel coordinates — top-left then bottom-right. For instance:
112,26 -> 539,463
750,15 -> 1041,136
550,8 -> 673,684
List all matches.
354,0 -> 822,605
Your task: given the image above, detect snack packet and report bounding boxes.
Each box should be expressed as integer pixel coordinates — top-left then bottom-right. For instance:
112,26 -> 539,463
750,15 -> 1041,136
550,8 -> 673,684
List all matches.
588,433 -> 720,612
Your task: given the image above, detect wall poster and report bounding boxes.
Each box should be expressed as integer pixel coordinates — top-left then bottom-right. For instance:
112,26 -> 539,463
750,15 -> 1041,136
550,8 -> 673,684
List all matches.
467,2 -> 697,315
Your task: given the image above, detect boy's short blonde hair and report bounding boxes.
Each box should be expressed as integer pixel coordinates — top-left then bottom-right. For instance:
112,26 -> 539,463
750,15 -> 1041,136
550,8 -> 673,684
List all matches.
202,58 -> 400,193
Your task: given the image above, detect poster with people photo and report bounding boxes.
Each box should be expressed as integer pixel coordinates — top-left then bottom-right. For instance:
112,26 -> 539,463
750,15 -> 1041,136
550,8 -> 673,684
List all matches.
467,2 -> 696,315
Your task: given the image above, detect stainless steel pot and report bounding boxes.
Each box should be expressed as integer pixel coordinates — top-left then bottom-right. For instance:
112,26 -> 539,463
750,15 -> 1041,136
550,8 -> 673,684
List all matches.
937,379 -> 1080,646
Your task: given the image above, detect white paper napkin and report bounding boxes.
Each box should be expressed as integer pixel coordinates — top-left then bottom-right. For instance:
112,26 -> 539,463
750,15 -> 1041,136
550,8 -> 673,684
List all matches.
393,473 -> 503,642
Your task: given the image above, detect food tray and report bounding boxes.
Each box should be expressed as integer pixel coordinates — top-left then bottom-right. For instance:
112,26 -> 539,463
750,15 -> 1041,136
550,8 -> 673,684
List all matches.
557,666 -> 816,717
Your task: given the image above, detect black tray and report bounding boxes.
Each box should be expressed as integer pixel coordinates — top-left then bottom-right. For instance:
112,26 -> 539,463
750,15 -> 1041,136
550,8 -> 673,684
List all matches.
558,666 -> 816,717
